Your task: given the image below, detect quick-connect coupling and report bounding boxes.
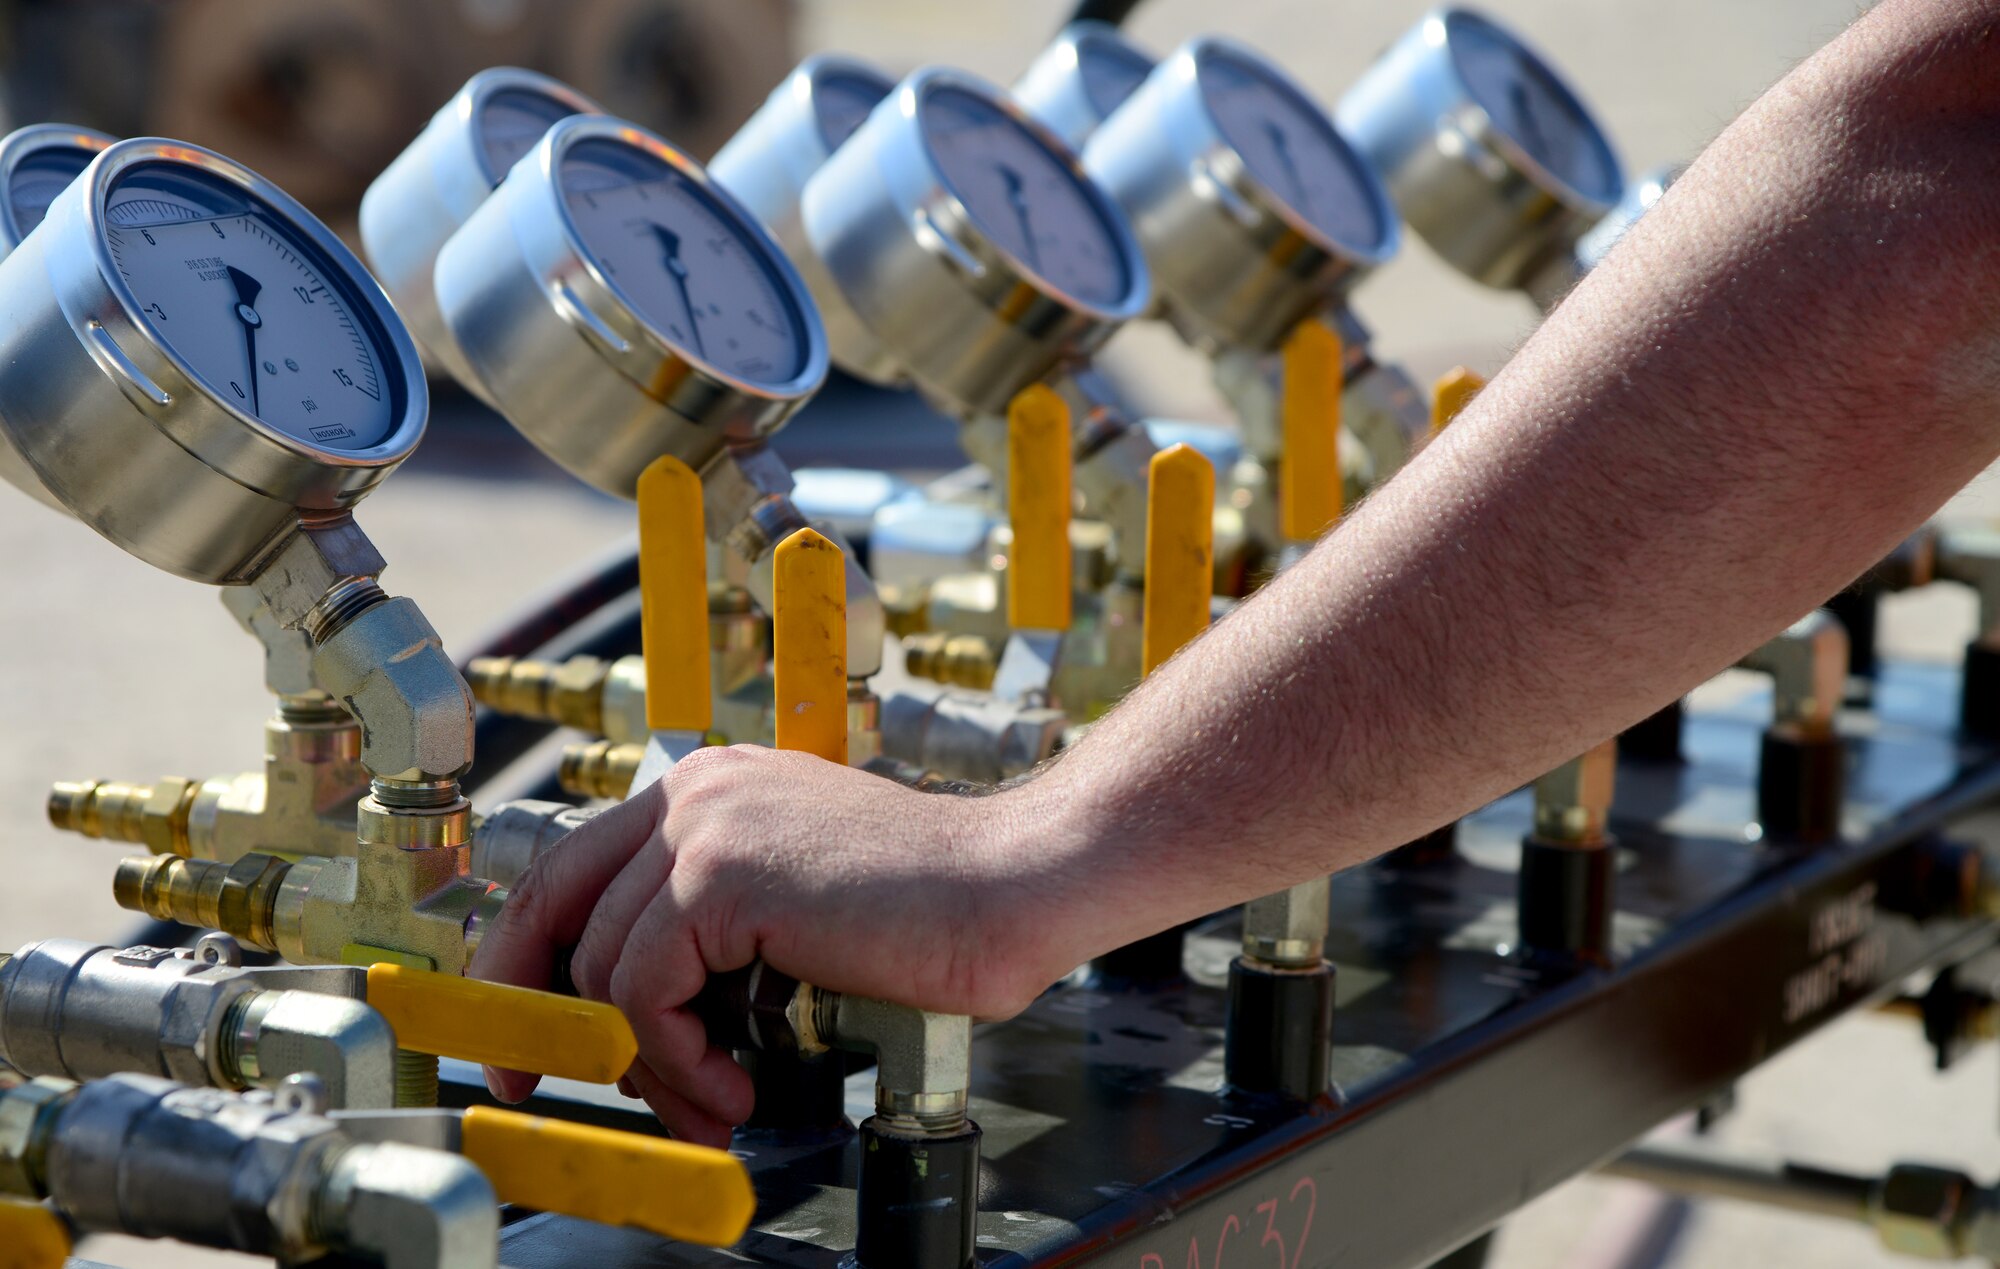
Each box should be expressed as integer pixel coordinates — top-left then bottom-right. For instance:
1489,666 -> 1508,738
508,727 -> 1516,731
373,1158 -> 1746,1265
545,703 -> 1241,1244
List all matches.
464,654 -> 613,733
903,632 -> 999,691
113,854 -> 289,953
46,777 -> 195,855
559,740 -> 645,800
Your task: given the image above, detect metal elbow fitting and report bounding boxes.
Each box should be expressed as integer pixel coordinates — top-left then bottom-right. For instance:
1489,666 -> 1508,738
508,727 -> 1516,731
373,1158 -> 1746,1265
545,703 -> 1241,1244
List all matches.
313,594 -> 476,785
822,992 -> 972,1135
317,1140 -> 501,1269
879,682 -> 1068,785
0,1073 -> 497,1267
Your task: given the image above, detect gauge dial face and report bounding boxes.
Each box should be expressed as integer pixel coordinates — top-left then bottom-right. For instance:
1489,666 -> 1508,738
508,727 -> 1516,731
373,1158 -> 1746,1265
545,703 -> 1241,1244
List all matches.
1445,12 -> 1618,203
814,69 -> 892,152
103,163 -> 399,451
478,86 -> 586,184
1076,32 -> 1154,119
560,137 -> 811,388
9,144 -> 101,240
1195,43 -> 1387,256
918,83 -> 1132,307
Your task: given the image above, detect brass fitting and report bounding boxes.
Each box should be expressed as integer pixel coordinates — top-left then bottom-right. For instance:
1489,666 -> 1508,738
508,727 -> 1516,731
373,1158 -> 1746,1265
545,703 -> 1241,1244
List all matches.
114,853 -> 289,953
1531,739 -> 1618,847
48,703 -> 372,863
903,631 -> 999,691
464,654 -> 612,733
559,741 -> 644,801
48,776 -> 195,856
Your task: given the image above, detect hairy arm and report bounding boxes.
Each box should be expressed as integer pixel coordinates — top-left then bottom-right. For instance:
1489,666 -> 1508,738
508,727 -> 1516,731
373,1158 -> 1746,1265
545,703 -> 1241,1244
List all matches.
473,0 -> 2000,1141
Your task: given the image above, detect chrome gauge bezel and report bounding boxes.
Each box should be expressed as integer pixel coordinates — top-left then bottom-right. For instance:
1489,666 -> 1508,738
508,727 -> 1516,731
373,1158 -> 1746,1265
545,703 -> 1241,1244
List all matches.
0,123 -> 116,255
1013,20 -> 1158,149
710,52 -> 896,238
433,113 -> 829,499
0,137 -> 427,581
1084,36 -> 1398,352
801,64 -> 1150,418
359,67 -> 604,379
1335,6 -> 1624,295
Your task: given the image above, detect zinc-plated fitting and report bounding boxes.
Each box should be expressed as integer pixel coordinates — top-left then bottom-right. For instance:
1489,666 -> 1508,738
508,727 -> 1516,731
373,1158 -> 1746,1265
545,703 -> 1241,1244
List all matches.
471,800 -> 596,890
5,1074 -> 499,1267
1531,740 -> 1618,847
905,631 -> 1000,690
1242,877 -> 1332,968
1737,610 -> 1848,739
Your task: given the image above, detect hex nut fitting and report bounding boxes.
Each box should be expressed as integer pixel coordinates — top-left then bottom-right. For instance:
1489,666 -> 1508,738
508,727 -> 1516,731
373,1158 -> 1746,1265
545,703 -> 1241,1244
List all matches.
312,597 -> 476,783
1242,877 -> 1332,967
1877,1164 -> 1975,1259
1532,740 -> 1618,846
0,1078 -> 70,1196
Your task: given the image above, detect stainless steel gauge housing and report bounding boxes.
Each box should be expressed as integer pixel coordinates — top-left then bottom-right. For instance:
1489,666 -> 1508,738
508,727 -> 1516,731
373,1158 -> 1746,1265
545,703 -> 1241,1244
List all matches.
708,54 -> 895,385
1573,162 -> 1680,276
1085,37 -> 1399,353
0,138 -> 427,583
433,114 -> 829,499
360,67 -> 603,382
801,66 -> 1150,420
0,124 -> 116,256
1335,7 -> 1623,298
1013,21 -> 1158,149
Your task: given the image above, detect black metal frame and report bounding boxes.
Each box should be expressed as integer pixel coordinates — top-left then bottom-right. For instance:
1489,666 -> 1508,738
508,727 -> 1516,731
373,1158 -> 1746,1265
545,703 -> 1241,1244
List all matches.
474,659 -> 2000,1269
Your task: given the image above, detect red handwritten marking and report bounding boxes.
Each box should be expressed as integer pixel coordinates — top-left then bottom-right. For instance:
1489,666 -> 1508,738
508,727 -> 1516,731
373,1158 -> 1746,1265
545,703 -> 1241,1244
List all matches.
1255,1199 -> 1287,1269
1138,1178 -> 1316,1269
1287,1177 -> 1317,1269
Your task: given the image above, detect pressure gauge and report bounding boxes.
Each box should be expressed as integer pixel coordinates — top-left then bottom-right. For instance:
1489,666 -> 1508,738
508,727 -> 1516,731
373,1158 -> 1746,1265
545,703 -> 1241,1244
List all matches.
433,114 -> 827,498
1013,21 -> 1157,149
0,139 -> 426,583
1336,7 -> 1623,302
1085,37 -> 1398,352
801,66 -> 1149,418
360,68 -> 603,383
1574,162 -> 1680,275
0,124 -> 116,257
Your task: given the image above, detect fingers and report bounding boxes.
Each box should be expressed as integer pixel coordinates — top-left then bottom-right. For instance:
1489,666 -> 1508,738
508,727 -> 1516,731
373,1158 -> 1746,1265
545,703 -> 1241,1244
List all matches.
623,1055 -> 744,1149
472,780 -> 665,992
566,833 -> 676,1000
472,781 -> 665,1102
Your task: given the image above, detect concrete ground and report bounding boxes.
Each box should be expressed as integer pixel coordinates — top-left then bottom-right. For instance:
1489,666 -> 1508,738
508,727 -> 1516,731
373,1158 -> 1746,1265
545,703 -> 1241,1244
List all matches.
8,0 -> 1998,1265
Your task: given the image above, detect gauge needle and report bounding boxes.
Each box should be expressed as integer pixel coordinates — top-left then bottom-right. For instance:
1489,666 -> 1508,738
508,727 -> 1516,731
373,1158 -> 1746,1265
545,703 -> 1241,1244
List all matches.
1262,120 -> 1312,219
1510,81 -> 1549,164
997,164 -> 1042,270
649,224 -> 706,357
226,265 -> 263,416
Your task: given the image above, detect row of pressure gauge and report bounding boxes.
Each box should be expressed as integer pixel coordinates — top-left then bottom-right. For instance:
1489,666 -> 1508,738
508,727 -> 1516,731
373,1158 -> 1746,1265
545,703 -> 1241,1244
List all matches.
0,7 -> 1648,605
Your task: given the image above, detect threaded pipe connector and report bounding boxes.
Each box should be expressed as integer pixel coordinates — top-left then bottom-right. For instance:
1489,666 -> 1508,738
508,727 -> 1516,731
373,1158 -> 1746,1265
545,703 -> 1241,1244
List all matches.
112,853 -> 288,951
300,576 -> 389,646
49,777 -> 196,856
464,654 -> 610,732
903,632 -> 998,691
558,740 -> 644,800
394,1048 -> 440,1108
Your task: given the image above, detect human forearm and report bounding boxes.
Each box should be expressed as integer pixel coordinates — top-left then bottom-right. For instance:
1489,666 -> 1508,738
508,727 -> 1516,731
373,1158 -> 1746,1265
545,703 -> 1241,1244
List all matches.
1003,0 -> 2000,964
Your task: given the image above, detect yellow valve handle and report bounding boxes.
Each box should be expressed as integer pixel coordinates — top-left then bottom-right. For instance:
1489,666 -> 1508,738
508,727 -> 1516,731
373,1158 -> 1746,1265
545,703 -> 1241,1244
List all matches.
637,454 -> 712,734
0,1199 -> 68,1269
1279,318 -> 1343,543
773,526 -> 848,764
1142,443 -> 1215,676
1006,382 -> 1074,632
365,964 -> 637,1084
1431,366 -> 1487,437
461,1106 -> 754,1246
